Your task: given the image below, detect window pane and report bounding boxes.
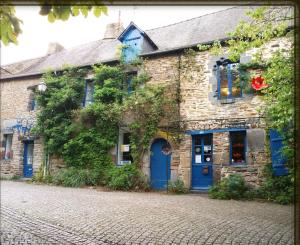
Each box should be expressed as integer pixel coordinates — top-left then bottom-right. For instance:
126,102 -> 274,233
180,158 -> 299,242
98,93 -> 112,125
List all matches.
27,143 -> 34,165
4,134 -> 13,159
231,132 -> 246,164
85,81 -> 94,105
231,64 -> 241,97
219,65 -> 229,98
204,154 -> 212,162
122,133 -> 132,163
194,135 -> 201,145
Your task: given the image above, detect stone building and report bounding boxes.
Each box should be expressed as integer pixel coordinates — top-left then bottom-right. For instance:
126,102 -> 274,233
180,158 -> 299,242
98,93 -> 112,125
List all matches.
0,6 -> 290,190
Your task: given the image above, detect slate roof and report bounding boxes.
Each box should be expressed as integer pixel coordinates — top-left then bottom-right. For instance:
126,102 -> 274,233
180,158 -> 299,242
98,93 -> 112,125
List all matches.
0,6 -> 291,80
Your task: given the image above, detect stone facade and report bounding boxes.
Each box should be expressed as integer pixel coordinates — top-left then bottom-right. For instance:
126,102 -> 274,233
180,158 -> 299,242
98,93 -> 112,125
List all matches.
0,37 -> 289,188
0,77 -> 44,178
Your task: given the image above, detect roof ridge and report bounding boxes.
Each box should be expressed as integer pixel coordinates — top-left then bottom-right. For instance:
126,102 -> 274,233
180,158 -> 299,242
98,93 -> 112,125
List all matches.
144,6 -> 238,32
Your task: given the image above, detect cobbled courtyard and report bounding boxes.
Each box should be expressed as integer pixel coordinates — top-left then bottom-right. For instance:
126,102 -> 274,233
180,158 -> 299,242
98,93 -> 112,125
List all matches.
0,181 -> 294,244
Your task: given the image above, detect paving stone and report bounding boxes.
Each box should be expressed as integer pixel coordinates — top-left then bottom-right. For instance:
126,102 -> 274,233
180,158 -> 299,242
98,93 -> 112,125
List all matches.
0,181 -> 294,244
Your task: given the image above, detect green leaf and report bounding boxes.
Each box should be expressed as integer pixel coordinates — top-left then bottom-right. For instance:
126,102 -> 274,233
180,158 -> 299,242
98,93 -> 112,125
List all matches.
48,11 -> 56,23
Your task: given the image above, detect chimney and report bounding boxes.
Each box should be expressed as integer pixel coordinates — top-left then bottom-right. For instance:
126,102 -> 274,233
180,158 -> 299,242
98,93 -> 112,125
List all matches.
47,42 -> 64,55
103,23 -> 124,40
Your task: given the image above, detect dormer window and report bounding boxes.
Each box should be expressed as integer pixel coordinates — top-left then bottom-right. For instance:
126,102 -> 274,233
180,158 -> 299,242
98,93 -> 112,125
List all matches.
216,58 -> 242,100
118,22 -> 157,63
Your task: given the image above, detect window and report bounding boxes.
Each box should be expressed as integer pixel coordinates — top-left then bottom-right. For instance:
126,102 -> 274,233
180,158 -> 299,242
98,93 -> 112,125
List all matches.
193,134 -> 213,164
84,80 -> 94,106
230,131 -> 246,164
3,134 -> 13,160
28,92 -> 37,111
216,59 -> 241,100
118,132 -> 133,165
29,98 -> 37,111
126,72 -> 137,94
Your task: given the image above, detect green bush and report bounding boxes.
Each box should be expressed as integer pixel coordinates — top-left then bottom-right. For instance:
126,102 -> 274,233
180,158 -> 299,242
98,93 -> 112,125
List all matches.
167,179 -> 188,194
208,174 -> 251,200
107,164 -> 149,191
52,167 -> 103,187
257,164 -> 294,205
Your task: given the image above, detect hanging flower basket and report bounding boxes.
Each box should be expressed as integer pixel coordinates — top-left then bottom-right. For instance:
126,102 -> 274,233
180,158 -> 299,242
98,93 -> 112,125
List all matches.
251,76 -> 268,91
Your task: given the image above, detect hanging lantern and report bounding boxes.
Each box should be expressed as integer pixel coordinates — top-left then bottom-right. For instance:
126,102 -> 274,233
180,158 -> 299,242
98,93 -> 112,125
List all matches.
251,76 -> 268,91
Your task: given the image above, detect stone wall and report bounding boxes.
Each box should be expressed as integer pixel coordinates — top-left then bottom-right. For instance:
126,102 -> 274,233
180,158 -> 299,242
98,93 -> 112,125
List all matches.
140,54 -> 181,181
0,77 -> 44,177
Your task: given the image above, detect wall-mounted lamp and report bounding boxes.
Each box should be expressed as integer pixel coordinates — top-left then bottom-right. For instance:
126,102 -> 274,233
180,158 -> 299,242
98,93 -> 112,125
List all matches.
37,82 -> 47,92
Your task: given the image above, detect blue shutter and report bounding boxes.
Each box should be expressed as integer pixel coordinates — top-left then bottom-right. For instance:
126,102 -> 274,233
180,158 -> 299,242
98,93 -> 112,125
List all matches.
269,129 -> 288,176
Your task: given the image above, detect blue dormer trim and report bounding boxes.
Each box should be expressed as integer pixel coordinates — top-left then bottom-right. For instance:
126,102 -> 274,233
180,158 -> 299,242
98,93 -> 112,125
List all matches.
117,22 -> 157,63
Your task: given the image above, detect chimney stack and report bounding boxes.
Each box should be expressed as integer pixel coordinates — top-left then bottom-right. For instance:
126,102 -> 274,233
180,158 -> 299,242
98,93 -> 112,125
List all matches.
103,23 -> 124,40
47,42 -> 64,55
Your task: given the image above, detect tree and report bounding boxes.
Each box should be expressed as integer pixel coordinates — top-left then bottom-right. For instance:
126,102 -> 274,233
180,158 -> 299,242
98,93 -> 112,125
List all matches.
0,2 -> 107,45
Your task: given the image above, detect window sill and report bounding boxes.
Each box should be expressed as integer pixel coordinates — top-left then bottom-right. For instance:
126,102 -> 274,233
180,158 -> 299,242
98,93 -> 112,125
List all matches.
229,164 -> 247,168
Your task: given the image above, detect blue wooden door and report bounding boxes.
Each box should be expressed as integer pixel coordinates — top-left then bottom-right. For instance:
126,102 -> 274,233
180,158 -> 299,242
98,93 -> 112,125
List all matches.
191,134 -> 213,190
269,129 -> 288,176
23,141 -> 34,177
150,139 -> 171,190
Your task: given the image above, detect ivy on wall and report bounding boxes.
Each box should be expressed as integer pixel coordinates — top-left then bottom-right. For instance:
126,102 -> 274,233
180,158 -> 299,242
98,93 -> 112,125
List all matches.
34,60 -> 179,187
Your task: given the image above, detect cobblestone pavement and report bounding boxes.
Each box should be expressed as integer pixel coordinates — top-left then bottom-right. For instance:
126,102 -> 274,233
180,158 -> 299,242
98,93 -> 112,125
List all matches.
0,181 -> 294,245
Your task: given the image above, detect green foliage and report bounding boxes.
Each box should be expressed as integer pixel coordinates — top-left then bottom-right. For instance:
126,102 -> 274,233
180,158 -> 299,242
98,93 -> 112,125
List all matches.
62,128 -> 115,169
52,167 -> 104,187
34,60 -> 175,190
208,174 -> 251,200
257,164 -> 294,204
0,6 -> 23,45
1,3 -> 107,46
167,179 -> 188,194
107,164 -> 149,191
261,51 -> 294,160
34,67 -> 87,155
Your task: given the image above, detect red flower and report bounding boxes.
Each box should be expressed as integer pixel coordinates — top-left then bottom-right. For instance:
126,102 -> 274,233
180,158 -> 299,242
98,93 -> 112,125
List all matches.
251,76 -> 268,90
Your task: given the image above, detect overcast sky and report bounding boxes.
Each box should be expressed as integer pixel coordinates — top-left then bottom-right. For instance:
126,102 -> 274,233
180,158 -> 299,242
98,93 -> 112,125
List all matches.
1,5 -> 233,65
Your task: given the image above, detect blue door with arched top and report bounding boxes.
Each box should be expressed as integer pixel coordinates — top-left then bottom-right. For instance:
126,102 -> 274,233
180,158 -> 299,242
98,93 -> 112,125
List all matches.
150,139 -> 171,190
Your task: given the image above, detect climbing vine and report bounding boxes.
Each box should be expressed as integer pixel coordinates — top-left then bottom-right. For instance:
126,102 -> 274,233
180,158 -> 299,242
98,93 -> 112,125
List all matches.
34,59 -> 179,188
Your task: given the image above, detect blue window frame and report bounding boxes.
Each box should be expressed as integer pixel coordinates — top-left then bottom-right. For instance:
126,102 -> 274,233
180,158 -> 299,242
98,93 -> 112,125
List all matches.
216,59 -> 242,99
230,130 -> 246,165
83,80 -> 94,106
193,134 -> 213,164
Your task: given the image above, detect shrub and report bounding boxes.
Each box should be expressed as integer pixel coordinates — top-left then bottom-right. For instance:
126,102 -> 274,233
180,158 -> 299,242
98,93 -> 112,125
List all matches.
257,164 -> 294,204
167,179 -> 188,194
32,165 -> 44,182
52,167 -> 102,187
208,174 -> 251,200
107,164 -> 149,191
